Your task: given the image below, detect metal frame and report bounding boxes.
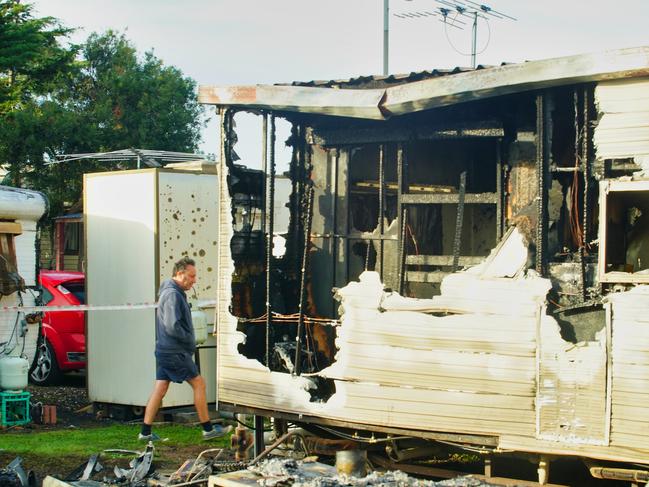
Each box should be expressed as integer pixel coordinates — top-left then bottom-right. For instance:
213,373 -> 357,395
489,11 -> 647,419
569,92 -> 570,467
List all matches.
535,93 -> 550,276
219,402 -> 499,447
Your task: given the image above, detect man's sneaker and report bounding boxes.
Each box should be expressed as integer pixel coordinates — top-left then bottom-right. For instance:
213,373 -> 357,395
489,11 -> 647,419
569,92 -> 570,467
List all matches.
202,424 -> 233,440
138,432 -> 161,442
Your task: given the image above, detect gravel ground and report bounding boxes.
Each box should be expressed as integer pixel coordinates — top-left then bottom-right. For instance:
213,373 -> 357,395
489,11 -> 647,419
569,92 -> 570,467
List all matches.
26,372 -> 96,427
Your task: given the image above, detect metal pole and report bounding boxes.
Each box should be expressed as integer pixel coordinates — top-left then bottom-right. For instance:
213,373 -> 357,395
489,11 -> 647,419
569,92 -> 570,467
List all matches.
471,11 -> 477,68
383,0 -> 389,75
253,416 -> 265,457
535,94 -> 549,276
377,145 -> 385,277
261,114 -> 268,236
396,144 -> 406,294
265,115 -> 275,368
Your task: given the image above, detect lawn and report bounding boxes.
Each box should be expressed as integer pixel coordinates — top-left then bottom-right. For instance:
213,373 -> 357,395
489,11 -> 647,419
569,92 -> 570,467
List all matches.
0,423 -> 232,481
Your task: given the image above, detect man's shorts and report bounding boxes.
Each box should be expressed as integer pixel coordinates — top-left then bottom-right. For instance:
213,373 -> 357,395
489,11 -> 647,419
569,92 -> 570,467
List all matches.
155,351 -> 199,383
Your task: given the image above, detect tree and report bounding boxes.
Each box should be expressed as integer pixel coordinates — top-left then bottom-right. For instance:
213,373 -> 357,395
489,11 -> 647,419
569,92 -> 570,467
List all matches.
76,31 -> 204,153
0,1 -> 76,110
0,11 -> 205,217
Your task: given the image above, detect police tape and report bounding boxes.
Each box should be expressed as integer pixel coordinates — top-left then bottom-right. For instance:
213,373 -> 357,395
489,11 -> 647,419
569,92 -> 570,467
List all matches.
0,300 -> 217,314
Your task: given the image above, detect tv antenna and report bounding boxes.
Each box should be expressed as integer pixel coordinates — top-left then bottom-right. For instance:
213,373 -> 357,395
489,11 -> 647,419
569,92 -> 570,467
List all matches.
394,0 -> 515,68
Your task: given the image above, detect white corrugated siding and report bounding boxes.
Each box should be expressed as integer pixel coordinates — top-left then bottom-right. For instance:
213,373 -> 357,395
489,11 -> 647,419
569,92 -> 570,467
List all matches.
594,78 -> 649,162
607,287 -> 649,450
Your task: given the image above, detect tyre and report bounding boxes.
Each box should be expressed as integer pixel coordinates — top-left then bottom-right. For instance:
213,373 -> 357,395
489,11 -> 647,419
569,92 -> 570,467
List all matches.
29,339 -> 62,386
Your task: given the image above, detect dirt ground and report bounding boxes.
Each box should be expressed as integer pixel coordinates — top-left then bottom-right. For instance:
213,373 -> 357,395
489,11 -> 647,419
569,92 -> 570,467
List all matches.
0,373 -> 233,484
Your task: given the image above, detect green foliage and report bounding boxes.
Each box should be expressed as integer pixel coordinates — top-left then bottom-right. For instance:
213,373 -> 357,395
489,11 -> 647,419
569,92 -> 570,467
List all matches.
0,1 -> 76,110
0,4 -> 205,218
77,31 -> 203,153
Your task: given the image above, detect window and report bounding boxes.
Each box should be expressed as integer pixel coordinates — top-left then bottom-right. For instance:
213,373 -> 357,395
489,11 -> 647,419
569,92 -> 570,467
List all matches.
0,223 -> 23,296
598,179 -> 649,283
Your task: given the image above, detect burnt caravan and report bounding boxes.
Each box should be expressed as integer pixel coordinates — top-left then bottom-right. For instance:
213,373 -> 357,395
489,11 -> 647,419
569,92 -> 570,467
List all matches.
200,47 -> 649,482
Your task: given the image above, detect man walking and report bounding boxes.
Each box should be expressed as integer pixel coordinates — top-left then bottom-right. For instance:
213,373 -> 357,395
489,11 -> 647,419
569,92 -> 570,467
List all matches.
139,256 -> 231,441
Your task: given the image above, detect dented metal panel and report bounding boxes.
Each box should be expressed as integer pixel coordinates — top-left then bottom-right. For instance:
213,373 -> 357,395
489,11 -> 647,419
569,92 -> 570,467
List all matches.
199,84 -> 386,120
85,168 -> 219,408
382,47 -> 649,116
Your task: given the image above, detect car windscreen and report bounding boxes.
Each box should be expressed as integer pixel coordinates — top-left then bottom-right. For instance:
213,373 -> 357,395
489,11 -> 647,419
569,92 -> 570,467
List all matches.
60,281 -> 86,304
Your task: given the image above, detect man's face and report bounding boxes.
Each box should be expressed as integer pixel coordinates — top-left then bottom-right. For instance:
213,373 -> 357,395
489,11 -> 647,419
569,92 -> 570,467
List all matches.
174,264 -> 197,291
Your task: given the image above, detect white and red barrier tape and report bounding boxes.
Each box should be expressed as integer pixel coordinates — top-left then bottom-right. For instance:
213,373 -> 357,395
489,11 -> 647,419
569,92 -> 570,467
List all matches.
0,300 -> 217,314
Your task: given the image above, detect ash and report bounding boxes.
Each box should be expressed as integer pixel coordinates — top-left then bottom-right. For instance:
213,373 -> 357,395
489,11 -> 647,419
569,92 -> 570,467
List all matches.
248,459 -> 498,487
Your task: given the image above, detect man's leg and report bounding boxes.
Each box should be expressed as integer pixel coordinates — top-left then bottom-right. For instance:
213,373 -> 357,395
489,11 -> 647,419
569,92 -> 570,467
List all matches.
143,380 -> 170,425
187,374 -> 209,422
187,374 -> 232,439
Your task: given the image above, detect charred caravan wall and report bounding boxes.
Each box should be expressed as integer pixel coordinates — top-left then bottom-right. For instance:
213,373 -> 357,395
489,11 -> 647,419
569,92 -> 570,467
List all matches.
217,78 -> 649,464
308,94 -> 538,314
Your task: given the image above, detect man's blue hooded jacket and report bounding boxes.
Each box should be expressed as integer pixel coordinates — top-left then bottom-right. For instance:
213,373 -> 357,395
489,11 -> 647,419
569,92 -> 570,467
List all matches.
155,279 -> 195,354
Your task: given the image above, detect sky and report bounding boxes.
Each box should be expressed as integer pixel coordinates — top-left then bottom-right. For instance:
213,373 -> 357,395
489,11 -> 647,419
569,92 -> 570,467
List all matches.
31,0 -> 649,165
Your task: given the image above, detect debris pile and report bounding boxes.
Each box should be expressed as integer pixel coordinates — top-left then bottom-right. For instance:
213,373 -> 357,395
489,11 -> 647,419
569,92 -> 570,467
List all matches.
247,458 -> 499,487
42,443 -> 156,487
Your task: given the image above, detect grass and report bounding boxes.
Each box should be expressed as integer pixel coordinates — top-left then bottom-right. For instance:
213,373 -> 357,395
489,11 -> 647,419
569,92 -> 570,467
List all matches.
0,424 -> 229,455
0,424 -> 232,479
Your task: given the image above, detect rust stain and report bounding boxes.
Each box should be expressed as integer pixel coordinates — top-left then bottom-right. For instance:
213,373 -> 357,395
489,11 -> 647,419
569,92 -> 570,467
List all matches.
232,86 -> 257,103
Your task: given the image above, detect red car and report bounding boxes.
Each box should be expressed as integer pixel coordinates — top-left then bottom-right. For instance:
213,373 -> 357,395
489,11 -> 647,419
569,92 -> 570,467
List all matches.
30,270 -> 86,385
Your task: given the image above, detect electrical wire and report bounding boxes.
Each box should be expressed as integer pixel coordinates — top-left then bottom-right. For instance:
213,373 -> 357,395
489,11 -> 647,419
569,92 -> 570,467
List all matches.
238,312 -> 340,326
235,417 -> 273,432
311,423 -> 410,444
0,292 -> 24,357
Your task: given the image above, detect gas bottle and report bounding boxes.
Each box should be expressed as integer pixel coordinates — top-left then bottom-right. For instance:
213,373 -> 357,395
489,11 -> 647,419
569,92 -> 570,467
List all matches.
191,309 -> 208,345
0,356 -> 29,391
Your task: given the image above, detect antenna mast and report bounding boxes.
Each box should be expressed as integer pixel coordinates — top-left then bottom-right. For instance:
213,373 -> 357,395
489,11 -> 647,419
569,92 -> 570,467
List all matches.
436,0 -> 516,68
394,0 -> 516,68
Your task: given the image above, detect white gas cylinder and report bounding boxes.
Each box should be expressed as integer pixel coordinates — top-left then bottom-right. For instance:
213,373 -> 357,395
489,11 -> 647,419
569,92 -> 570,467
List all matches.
191,310 -> 208,345
0,356 -> 29,391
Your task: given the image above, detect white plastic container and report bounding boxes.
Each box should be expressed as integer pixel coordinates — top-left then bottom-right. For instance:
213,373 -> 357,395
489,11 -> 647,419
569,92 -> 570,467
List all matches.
0,356 -> 29,391
191,310 -> 208,345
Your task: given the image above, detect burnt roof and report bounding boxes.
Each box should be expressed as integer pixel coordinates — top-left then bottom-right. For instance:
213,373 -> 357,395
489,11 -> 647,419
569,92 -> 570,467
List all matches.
288,64 -> 504,89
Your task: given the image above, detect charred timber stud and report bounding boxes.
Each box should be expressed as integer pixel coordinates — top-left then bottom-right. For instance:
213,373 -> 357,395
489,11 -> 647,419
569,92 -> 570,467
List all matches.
294,184 -> 314,376
452,171 -> 467,272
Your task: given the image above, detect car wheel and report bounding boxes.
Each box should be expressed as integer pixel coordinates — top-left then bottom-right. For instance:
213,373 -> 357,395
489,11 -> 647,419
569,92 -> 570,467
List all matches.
29,339 -> 62,386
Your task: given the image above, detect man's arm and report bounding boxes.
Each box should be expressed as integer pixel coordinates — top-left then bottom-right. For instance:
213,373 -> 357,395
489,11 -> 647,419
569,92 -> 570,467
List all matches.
161,292 -> 194,345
